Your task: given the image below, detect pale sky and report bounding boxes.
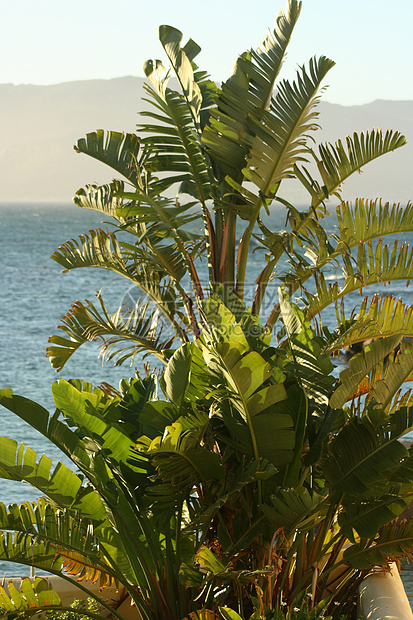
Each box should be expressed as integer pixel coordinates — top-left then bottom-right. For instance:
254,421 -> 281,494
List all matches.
1,0 -> 412,106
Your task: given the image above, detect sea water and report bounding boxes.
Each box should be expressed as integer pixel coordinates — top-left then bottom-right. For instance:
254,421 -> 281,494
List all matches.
1,202 -> 413,601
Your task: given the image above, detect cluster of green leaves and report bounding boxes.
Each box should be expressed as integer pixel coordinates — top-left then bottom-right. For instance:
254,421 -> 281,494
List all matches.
0,578 -> 60,619
43,597 -> 101,620
45,0 -> 411,387
2,295 -> 413,619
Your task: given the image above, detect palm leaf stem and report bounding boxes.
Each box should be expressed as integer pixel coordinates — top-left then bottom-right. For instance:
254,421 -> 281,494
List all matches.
252,251 -> 283,316
314,536 -> 348,604
204,205 -> 216,284
214,207 -> 224,280
220,209 -> 237,286
173,501 -> 185,616
237,54 -> 335,299
140,193 -> 203,335
101,498 -> 165,617
235,205 -> 261,299
91,539 -> 150,611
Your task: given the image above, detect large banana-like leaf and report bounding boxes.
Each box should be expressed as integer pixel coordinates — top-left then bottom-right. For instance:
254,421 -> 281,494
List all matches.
261,486 -> 326,532
0,437 -> 84,508
139,416 -> 224,496
202,0 -> 301,180
0,577 -> 61,618
243,55 -> 334,196
0,529 -> 64,574
323,413 -> 410,497
304,129 -> 406,205
343,519 -> 413,569
0,390 -> 141,585
279,289 -> 335,406
200,338 -> 292,467
50,380 -> 140,469
0,532 -> 127,620
278,289 -> 336,485
329,334 -> 402,409
74,130 -> 143,189
338,494 -> 408,541
191,458 -> 277,532
160,342 -> 193,411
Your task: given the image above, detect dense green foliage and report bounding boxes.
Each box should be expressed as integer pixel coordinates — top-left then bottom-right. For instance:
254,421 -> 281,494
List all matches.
46,2 -> 411,375
1,1 -> 413,619
2,298 -> 413,618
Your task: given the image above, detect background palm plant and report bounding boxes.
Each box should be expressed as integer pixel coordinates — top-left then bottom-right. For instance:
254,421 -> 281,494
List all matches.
47,0 -> 412,394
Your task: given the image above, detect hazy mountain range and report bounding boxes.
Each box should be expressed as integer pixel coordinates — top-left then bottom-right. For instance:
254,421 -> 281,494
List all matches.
1,76 -> 412,205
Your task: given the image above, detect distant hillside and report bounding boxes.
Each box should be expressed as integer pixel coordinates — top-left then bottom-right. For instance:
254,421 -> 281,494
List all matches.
0,77 -> 412,204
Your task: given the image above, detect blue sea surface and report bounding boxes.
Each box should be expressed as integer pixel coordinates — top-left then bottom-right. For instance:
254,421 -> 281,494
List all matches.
1,201 -> 413,587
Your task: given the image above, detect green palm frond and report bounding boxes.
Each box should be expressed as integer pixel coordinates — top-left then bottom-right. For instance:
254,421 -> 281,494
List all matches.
117,195 -> 202,245
325,295 -> 413,353
362,342 -> 413,409
343,519 -> 413,569
0,500 -> 116,586
302,129 -> 406,205
73,181 -> 125,218
158,25 -> 203,125
0,436 -> 84,508
51,227 -> 134,275
0,577 -> 61,618
388,389 -> 413,414
323,413 -> 410,497
139,417 -> 224,499
262,200 -> 413,323
202,0 -> 302,181
243,56 -> 335,197
263,486 -> 326,531
140,74 -> 212,203
47,293 -> 178,371
116,193 -> 205,298
338,494 -> 408,541
329,334 -> 402,409
304,238 -> 413,319
200,337 -> 292,467
0,531 -> 127,620
52,221 -> 198,292
279,288 -> 335,407
74,130 -> 143,189
336,199 -> 413,248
